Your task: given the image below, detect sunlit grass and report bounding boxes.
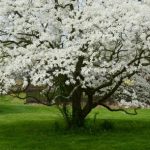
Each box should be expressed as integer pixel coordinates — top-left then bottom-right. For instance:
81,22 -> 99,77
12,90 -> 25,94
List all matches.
0,95 -> 150,150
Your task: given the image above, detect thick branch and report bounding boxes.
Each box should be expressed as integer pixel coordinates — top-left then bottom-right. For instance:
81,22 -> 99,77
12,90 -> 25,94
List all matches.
51,84 -> 81,104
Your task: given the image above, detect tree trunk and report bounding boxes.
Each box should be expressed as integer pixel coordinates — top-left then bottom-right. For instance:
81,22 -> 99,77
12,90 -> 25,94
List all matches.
70,87 -> 85,128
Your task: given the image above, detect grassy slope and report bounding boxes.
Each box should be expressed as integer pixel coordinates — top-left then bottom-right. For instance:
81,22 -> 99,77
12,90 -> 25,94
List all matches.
0,95 -> 150,150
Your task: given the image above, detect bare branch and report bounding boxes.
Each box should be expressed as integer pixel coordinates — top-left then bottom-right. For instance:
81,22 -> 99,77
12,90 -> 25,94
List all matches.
99,103 -> 138,115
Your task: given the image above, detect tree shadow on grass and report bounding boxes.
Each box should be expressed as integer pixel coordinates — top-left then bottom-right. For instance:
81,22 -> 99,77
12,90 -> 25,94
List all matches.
0,119 -> 150,150
85,118 -> 150,134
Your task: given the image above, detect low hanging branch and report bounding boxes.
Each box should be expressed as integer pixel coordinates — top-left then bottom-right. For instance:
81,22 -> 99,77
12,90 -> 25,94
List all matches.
99,103 -> 138,115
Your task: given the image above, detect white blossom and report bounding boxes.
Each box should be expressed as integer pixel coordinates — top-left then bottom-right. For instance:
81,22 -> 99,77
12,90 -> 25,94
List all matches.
0,0 -> 150,107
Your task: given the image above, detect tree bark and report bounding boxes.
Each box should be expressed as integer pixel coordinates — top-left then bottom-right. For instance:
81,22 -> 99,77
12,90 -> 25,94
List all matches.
70,86 -> 84,128
82,94 -> 96,119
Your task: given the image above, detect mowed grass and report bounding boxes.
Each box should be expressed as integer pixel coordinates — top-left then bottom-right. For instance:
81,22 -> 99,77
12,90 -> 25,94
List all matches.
0,95 -> 150,150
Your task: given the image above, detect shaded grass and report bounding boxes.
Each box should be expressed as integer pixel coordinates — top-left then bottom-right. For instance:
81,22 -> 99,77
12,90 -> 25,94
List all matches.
0,96 -> 150,150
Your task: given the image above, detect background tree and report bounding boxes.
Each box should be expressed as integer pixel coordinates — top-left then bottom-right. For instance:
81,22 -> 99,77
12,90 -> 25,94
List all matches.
0,0 -> 150,127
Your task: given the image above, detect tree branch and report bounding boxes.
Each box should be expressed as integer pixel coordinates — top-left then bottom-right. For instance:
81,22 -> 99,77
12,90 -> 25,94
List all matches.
99,103 -> 138,115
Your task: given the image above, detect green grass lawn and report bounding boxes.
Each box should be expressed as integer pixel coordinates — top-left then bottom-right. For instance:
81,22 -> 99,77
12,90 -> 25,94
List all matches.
0,95 -> 150,150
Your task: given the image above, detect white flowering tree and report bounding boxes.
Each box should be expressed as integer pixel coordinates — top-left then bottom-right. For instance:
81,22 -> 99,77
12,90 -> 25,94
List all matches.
112,67 -> 150,108
0,0 -> 150,127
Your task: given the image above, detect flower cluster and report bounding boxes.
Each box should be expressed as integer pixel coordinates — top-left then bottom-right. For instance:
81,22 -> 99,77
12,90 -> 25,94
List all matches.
0,0 -> 150,105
